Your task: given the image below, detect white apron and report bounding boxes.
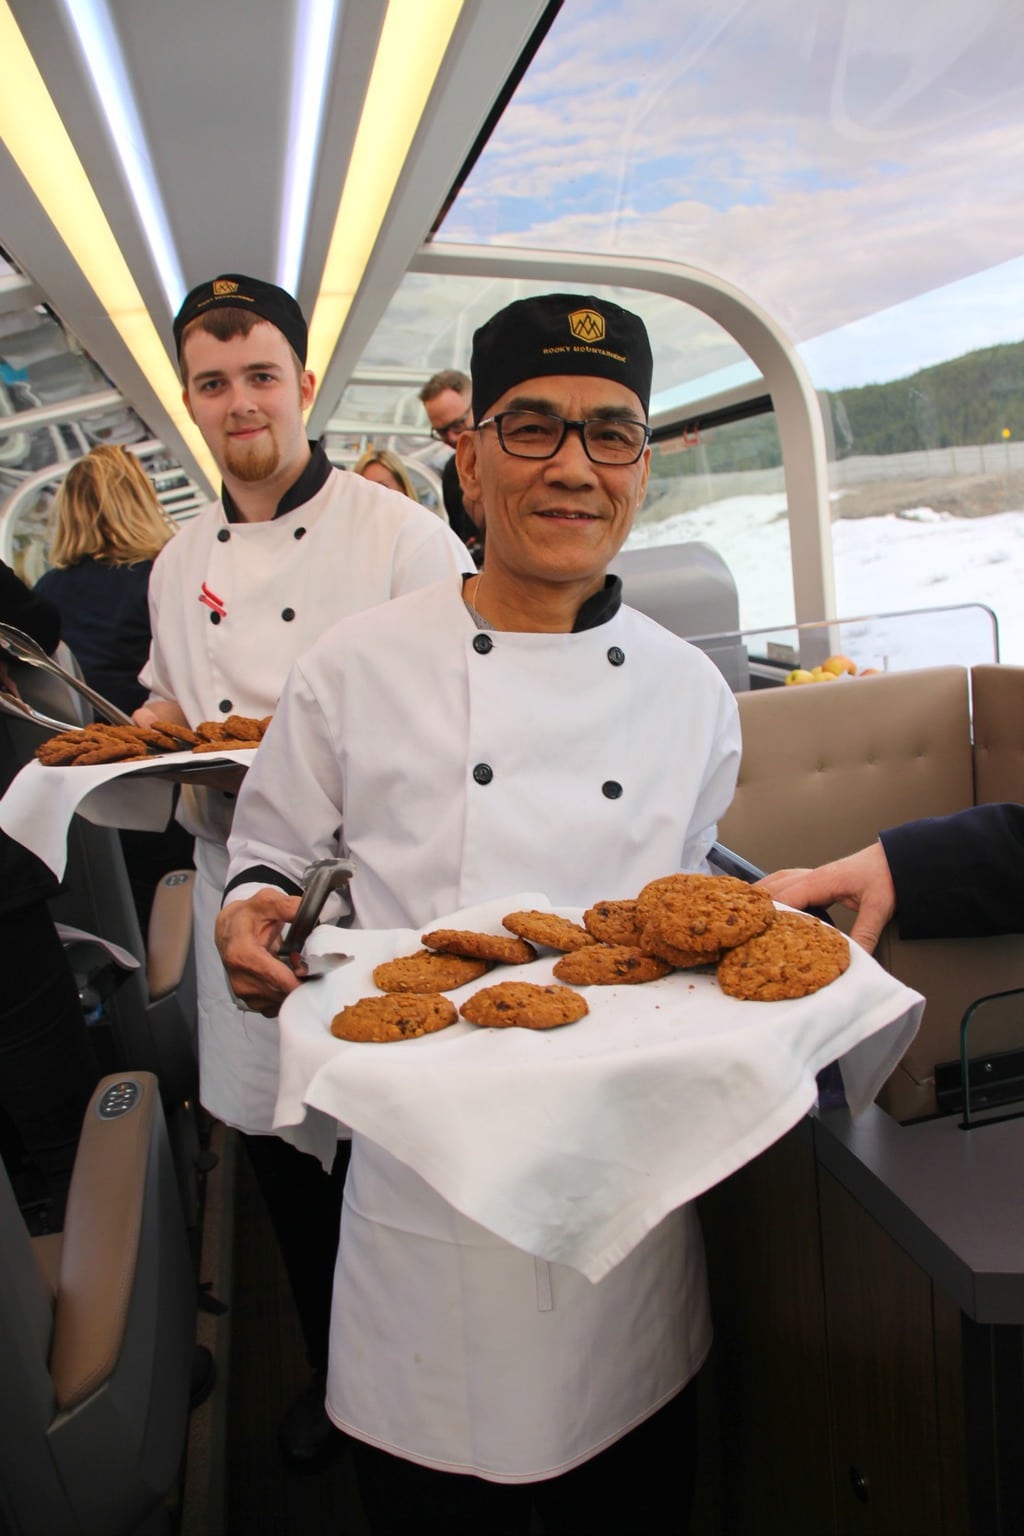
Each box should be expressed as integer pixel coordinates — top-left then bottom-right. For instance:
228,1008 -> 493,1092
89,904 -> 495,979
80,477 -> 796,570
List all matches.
326,1140 -> 711,1481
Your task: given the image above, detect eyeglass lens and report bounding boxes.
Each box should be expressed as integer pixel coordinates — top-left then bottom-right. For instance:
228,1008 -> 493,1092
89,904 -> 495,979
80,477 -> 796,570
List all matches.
494,411 -> 648,463
433,413 -> 468,440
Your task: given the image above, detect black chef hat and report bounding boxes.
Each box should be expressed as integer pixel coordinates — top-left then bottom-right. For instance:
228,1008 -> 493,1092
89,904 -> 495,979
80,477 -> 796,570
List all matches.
173,274 -> 308,366
471,293 -> 653,422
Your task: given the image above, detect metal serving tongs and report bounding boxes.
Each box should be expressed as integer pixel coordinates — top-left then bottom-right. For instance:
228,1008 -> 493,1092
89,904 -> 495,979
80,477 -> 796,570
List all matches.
0,623 -> 134,726
277,856 -> 357,980
0,685 -> 82,733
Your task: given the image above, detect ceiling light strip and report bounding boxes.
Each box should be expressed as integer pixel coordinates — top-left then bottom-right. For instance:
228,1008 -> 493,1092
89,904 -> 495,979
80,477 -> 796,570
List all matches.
277,0 -> 342,294
0,1 -> 216,488
306,0 -> 465,389
60,0 -> 187,314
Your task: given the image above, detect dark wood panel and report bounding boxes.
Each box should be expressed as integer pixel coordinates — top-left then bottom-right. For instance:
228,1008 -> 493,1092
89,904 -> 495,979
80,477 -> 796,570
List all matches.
695,1122 -> 836,1534
819,1168 -> 946,1536
933,1289 -> 969,1535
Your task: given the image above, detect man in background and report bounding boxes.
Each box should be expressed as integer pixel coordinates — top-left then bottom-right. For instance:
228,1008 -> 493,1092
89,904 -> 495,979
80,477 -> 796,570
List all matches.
419,367 -> 484,560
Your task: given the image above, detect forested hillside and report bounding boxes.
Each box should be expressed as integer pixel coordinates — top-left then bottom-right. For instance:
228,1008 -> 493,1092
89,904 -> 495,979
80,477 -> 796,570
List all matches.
830,339 -> 1024,456
652,339 -> 1024,479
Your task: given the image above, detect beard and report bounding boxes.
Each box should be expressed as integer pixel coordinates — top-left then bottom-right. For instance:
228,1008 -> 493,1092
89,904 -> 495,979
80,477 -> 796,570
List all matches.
224,428 -> 280,483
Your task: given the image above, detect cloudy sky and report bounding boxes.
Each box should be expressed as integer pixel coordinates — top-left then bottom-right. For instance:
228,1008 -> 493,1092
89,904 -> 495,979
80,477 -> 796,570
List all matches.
441,0 -> 1024,391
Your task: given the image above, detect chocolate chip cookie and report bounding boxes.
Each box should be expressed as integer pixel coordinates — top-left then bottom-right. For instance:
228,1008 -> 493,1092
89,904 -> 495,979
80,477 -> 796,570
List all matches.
331,993 -> 457,1042
460,981 -> 588,1030
638,926 -> 717,968
636,873 -> 776,954
553,945 -> 671,985
582,900 -> 644,947
421,929 -> 536,965
502,911 -> 597,952
372,949 -> 492,993
716,911 -> 850,1001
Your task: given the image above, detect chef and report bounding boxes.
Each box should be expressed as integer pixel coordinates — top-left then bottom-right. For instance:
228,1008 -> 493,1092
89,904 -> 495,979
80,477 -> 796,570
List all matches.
216,292 -> 741,1532
135,271 -> 472,1465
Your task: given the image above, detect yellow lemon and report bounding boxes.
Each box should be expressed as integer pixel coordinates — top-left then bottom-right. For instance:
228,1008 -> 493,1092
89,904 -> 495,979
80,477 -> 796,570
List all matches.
823,654 -> 857,676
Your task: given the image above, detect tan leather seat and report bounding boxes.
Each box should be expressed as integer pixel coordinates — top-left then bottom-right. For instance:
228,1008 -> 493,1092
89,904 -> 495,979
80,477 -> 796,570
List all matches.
0,1072 -> 195,1535
718,664 -> 1024,1119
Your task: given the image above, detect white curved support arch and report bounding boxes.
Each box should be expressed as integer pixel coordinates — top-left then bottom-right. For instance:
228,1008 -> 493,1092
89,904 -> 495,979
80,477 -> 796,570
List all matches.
410,243 -> 835,627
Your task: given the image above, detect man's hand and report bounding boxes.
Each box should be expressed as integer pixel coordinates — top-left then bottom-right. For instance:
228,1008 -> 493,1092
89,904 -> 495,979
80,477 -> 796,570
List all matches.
133,699 -> 190,728
756,841 -> 897,954
215,888 -> 305,1016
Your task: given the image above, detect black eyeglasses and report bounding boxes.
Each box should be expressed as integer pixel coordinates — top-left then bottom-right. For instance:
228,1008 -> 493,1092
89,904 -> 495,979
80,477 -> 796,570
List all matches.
476,410 -> 652,465
429,411 -> 470,442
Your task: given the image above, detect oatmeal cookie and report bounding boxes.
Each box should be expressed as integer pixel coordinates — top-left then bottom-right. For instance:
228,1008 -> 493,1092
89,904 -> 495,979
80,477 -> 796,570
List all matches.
192,738 -> 260,752
638,925 -> 717,968
716,911 -> 850,1001
35,731 -> 90,765
460,981 -> 588,1030
553,945 -> 672,985
331,992 -> 457,1042
147,720 -> 199,748
421,928 -> 536,965
372,949 -> 492,993
502,910 -> 597,952
36,721 -> 165,765
582,900 -> 643,947
637,873 -> 775,954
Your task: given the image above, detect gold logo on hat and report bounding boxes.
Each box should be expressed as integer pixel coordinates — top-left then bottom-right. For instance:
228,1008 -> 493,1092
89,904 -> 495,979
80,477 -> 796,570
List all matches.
568,308 -> 605,344
213,279 -> 240,297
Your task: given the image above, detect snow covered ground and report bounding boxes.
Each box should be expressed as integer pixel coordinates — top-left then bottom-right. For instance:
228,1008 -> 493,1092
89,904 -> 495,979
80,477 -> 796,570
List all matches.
625,494 -> 1024,670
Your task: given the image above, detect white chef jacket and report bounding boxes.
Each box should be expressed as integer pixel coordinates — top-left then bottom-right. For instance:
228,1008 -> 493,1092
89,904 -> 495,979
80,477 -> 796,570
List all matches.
140,459 -> 473,1131
224,576 -> 741,1480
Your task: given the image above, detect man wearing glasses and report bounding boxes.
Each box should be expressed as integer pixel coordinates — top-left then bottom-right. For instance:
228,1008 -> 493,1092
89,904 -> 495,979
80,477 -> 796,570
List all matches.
419,368 -> 484,560
218,293 -> 740,1533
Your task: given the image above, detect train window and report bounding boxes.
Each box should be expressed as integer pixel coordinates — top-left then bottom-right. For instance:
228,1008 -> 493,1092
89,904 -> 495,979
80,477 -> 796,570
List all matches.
627,408 -> 794,634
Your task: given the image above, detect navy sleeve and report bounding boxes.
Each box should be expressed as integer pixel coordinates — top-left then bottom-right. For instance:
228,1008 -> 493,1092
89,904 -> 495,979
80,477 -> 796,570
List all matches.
881,804 -> 1024,939
2,559 -> 61,655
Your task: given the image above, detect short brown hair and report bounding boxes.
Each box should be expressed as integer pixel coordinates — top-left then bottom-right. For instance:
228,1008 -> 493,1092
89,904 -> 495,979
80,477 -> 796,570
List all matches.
178,306 -> 304,384
48,446 -> 176,567
418,369 -> 470,405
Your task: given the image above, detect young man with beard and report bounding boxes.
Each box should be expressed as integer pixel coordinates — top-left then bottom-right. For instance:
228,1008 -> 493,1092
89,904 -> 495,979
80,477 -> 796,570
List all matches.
135,273 -> 472,1465
216,293 -> 741,1531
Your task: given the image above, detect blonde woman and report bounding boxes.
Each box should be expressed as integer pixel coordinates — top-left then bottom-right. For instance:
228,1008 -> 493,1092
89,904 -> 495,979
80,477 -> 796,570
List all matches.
352,446 -> 419,502
35,445 -> 176,713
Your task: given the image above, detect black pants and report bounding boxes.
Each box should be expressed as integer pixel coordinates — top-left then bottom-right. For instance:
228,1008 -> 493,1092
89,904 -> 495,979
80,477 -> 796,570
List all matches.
241,1130 -> 351,1369
0,902 -> 99,1224
353,1376 -> 698,1536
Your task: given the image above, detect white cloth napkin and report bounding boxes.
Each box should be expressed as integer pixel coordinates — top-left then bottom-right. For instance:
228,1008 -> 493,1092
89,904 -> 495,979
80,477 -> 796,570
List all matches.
275,894 -> 923,1282
0,751 -> 254,879
55,923 -> 140,971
